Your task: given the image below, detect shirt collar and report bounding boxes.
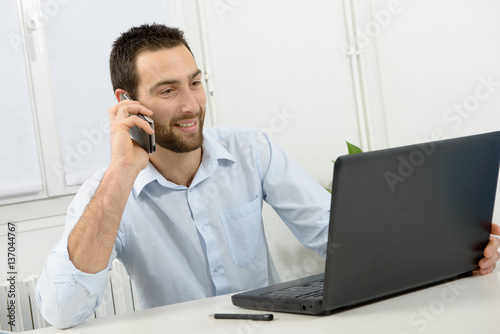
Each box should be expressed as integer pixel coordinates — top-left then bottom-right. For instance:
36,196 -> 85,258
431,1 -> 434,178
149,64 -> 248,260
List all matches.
132,130 -> 236,197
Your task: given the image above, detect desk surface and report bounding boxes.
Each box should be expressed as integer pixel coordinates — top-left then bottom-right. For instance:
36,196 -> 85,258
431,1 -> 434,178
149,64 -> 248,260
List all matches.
28,271 -> 500,334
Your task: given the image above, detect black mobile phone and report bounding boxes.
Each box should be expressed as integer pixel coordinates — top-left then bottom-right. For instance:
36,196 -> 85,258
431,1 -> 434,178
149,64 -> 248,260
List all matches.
120,93 -> 156,153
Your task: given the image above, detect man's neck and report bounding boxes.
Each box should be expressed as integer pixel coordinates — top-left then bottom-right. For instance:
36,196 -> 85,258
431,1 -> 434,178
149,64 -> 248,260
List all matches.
149,146 -> 203,187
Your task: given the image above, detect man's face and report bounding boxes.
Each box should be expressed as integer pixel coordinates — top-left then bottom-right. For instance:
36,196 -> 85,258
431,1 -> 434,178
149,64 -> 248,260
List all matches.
135,46 -> 207,153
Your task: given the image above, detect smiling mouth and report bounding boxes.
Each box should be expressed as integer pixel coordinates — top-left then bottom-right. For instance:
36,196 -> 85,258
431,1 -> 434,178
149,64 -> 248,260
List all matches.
175,121 -> 196,128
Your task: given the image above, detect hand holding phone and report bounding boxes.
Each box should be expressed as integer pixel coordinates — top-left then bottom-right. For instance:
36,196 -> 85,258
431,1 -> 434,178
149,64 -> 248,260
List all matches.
120,93 -> 156,153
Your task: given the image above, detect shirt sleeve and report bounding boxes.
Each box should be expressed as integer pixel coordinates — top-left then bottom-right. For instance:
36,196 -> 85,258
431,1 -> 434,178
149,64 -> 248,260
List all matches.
36,169 -> 118,329
254,129 -> 331,257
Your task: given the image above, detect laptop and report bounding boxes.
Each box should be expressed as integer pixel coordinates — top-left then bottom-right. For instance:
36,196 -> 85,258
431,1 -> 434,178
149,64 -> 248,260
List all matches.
232,131 -> 500,315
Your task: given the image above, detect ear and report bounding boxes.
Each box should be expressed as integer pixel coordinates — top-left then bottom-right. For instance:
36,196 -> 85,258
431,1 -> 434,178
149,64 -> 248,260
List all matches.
114,88 -> 128,102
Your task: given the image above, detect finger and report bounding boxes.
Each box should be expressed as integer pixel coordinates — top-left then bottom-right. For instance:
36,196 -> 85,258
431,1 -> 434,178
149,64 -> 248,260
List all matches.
119,100 -> 153,117
121,115 -> 155,134
479,263 -> 496,275
484,236 -> 500,258
128,107 -> 154,118
109,100 -> 140,116
109,101 -> 152,123
480,248 -> 500,266
491,223 -> 500,236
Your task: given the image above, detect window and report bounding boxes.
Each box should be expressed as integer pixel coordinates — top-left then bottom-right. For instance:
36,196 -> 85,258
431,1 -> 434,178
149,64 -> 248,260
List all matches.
0,0 -> 178,204
0,1 -> 43,200
43,0 -> 174,186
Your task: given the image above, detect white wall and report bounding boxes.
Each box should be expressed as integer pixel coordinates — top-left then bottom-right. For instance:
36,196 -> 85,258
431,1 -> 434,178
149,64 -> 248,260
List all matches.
363,0 -> 500,147
0,197 -> 71,281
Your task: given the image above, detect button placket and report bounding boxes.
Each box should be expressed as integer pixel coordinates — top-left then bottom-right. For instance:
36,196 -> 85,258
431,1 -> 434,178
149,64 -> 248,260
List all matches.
187,188 -> 229,294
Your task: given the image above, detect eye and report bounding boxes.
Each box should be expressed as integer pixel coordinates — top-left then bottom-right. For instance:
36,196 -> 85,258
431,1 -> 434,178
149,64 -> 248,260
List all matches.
159,88 -> 175,97
191,80 -> 203,89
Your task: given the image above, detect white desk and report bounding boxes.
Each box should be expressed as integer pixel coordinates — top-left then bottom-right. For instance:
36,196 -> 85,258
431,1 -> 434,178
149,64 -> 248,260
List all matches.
27,271 -> 500,334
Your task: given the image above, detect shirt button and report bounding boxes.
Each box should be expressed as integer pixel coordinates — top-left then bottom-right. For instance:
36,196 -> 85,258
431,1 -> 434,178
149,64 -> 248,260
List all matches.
214,267 -> 220,273
202,225 -> 207,231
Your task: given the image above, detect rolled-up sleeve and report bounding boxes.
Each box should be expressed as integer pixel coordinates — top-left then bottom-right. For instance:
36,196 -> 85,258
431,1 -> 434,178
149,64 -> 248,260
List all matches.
36,244 -> 110,329
36,169 -> 116,329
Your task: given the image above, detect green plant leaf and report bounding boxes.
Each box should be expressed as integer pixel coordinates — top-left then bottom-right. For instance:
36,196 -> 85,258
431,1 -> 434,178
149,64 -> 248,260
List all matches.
346,141 -> 363,155
332,142 -> 363,165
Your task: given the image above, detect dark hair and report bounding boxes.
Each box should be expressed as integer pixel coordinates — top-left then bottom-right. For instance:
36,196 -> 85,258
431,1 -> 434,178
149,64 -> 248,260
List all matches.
109,23 -> 192,100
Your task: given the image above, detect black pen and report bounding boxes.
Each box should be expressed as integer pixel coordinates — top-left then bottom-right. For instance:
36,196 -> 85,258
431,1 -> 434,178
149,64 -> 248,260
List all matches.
209,313 -> 274,321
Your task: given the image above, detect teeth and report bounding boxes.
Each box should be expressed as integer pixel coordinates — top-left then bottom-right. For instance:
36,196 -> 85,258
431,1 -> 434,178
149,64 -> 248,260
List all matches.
176,121 -> 195,128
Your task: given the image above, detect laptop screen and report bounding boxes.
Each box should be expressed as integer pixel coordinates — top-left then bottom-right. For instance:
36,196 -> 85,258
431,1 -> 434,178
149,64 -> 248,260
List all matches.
323,131 -> 500,310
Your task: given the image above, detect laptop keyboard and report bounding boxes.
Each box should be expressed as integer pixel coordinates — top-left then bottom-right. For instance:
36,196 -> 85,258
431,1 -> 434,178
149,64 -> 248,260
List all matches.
261,278 -> 324,299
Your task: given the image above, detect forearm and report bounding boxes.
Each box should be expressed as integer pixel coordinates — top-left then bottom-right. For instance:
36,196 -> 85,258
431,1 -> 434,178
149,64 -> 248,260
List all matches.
68,164 -> 137,273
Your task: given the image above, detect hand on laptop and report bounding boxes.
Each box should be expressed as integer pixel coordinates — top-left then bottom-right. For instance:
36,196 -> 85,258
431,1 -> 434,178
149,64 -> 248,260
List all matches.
478,223 -> 500,275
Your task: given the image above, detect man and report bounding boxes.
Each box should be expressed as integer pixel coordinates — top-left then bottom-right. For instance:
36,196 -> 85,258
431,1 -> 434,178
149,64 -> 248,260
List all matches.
36,23 -> 330,328
37,24 -> 500,329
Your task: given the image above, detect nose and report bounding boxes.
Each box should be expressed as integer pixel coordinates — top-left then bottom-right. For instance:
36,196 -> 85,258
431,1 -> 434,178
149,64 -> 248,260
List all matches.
179,88 -> 200,113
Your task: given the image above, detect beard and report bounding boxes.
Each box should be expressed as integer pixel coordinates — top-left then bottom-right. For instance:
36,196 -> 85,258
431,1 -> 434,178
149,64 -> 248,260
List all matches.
153,108 -> 205,153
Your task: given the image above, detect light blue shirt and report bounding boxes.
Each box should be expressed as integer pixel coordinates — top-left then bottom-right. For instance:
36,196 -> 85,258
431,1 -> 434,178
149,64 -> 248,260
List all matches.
36,126 -> 330,328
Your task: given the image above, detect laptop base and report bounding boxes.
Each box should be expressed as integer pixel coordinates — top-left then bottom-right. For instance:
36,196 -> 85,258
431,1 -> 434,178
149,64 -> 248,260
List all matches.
232,274 -> 330,315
